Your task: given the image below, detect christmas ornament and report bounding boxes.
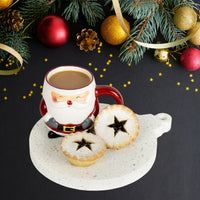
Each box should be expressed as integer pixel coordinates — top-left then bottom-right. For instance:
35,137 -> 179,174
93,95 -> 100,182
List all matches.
37,15 -> 70,48
1,9 -> 24,32
100,15 -> 130,45
154,49 -> 169,62
188,22 -> 200,46
173,6 -> 197,31
0,0 -> 13,11
180,48 -> 200,71
76,28 -> 99,52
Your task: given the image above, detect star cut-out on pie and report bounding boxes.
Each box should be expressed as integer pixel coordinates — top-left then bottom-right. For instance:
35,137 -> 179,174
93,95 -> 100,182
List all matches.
108,116 -> 127,136
74,138 -> 94,151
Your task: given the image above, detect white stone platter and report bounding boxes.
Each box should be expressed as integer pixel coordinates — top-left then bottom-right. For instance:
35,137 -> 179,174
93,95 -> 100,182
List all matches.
29,103 -> 172,191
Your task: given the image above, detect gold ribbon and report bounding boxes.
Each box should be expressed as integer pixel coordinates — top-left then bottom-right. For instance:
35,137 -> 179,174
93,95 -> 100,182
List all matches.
0,43 -> 23,75
112,0 -> 200,49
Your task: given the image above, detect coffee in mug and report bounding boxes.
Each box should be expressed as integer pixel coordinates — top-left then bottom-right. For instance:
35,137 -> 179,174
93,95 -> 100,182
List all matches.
48,71 -> 91,89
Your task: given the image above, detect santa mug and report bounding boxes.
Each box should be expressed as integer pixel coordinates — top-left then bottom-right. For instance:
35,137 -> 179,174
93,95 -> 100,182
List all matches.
40,66 -> 123,136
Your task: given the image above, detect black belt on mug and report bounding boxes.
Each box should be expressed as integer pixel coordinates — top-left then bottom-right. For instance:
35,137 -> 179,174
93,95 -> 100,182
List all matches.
46,117 -> 93,133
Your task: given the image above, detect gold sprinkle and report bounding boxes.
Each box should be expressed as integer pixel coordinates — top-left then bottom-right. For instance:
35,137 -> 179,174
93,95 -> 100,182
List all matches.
191,79 -> 194,82
97,47 -> 101,50
150,78 -> 153,82
106,62 -> 110,65
128,63 -> 131,66
168,64 -> 172,67
40,85 -> 43,89
186,87 -> 189,91
189,74 -> 193,77
29,94 -> 32,97
44,58 -> 48,62
94,68 -> 98,71
103,68 -> 106,72
9,62 -> 12,65
99,42 -> 102,46
159,73 -> 162,76
33,83 -> 36,87
109,83 -> 113,86
23,96 -> 26,99
195,88 -> 198,92
98,50 -> 101,53
3,88 -> 7,92
109,54 -> 113,57
9,59 -> 12,62
100,74 -> 103,78
1,58 -> 3,61
166,62 -> 169,65
22,66 -> 25,70
88,63 -> 92,66
177,82 -> 180,86
123,84 -> 127,87
5,64 -> 8,67
30,91 -> 33,94
127,81 -> 131,85
4,96 -> 7,100
41,92 -> 43,96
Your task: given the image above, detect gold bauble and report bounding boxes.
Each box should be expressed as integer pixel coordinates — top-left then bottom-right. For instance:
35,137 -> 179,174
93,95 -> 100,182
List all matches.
0,0 -> 13,11
100,15 -> 130,45
173,6 -> 197,31
154,49 -> 169,62
188,22 -> 200,45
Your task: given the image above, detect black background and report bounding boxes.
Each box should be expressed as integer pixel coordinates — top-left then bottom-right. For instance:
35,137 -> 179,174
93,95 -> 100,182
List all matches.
1,1 -> 200,199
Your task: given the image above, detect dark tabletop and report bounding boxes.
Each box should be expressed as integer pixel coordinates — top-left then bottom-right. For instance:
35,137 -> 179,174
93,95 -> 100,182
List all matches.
1,6 -> 200,200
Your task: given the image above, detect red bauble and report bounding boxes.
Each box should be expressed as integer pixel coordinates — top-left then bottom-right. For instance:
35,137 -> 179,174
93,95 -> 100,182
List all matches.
180,48 -> 200,71
37,15 -> 70,48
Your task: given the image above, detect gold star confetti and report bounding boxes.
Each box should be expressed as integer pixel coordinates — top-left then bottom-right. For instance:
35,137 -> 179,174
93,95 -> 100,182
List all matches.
103,68 -> 106,72
98,50 -> 101,53
177,82 -> 180,86
123,84 -> 127,87
30,91 -> 33,94
109,54 -> 113,57
94,68 -> 98,71
168,64 -> 172,67
33,83 -> 36,87
28,94 -> 32,97
109,83 -> 113,86
100,74 -> 103,78
159,73 -> 162,76
128,63 -> 131,66
189,74 -> 193,77
5,64 -> 8,67
41,92 -> 43,96
23,96 -> 26,99
3,88 -> 7,92
22,66 -> 25,70
191,79 -> 194,82
44,58 -> 48,62
195,88 -> 198,92
88,63 -> 92,66
166,62 -> 169,65
40,85 -> 43,89
186,87 -> 189,91
127,81 -> 131,85
4,97 -> 7,100
150,78 -> 153,82
1,58 -> 3,61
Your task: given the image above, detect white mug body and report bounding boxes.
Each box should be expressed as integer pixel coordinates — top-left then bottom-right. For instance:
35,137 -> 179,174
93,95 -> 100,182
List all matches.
42,66 -> 96,125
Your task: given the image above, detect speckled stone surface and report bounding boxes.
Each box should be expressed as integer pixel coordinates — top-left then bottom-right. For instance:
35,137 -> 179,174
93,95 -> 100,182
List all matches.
29,103 -> 172,191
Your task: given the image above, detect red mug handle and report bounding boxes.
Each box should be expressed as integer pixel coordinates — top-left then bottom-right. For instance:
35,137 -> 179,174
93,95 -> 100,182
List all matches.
95,85 -> 124,105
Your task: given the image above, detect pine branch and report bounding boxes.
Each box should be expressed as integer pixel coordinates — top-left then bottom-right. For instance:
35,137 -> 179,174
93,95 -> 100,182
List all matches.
63,0 -> 104,26
159,3 -> 186,47
0,19 -> 30,66
105,0 -> 159,19
19,0 -> 57,34
120,6 -> 159,64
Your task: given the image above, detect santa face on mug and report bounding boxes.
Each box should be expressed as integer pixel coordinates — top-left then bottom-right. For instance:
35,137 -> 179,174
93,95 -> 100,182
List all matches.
44,87 -> 95,125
